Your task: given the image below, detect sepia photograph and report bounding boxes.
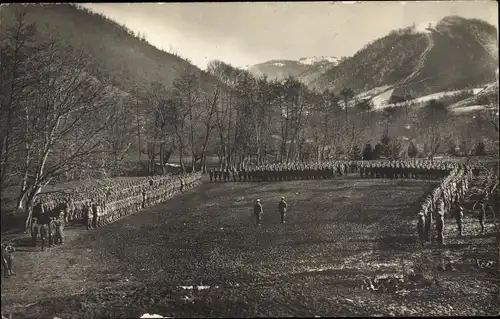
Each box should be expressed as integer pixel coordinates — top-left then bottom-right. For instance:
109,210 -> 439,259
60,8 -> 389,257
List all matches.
1,1 -> 499,318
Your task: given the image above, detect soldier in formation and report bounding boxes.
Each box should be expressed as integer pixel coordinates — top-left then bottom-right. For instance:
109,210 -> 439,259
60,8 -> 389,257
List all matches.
416,163 -> 477,246
33,172 -> 203,232
417,211 -> 426,248
454,203 -> 464,237
436,199 -> 446,245
204,159 -> 474,183
360,160 -> 457,180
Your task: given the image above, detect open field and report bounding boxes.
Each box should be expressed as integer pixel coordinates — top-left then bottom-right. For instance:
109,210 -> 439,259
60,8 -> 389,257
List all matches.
1,176 -> 499,318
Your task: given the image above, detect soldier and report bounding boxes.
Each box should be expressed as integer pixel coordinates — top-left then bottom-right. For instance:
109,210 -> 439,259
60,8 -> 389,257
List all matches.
436,199 -> 446,245
53,211 -> 65,244
91,201 -> 98,228
474,200 -> 487,234
1,242 -> 15,278
454,203 -> 464,237
67,197 -> 75,224
254,199 -> 263,226
277,197 -> 288,224
142,189 -> 147,209
209,169 -> 214,182
417,212 -> 426,248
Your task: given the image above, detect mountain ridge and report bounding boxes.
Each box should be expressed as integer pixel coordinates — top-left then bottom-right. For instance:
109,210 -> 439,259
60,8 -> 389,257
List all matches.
248,56 -> 342,80
303,16 -> 497,101
0,3 -> 219,95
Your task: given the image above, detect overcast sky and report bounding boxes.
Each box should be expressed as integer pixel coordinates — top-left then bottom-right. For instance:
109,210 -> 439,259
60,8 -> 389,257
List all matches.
82,1 -> 498,70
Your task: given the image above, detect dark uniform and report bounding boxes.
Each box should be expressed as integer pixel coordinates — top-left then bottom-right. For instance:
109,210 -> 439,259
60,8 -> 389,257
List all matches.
254,200 -> 263,226
454,204 -> 464,237
53,211 -> 65,244
142,190 -> 147,209
277,197 -> 288,224
476,201 -> 487,234
436,201 -> 445,245
209,169 -> 214,183
2,243 -> 15,278
417,212 -> 426,248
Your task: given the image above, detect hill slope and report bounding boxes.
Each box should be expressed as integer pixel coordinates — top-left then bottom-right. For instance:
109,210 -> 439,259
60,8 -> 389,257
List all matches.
248,56 -> 341,80
0,3 -> 217,94
305,16 -> 498,100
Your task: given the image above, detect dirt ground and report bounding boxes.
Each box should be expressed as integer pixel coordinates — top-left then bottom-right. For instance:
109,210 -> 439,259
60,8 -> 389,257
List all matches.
1,176 -> 499,318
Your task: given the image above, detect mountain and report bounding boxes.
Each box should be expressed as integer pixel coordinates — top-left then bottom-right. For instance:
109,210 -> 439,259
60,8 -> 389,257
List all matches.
302,16 -> 498,104
248,56 -> 341,81
0,3 -> 218,94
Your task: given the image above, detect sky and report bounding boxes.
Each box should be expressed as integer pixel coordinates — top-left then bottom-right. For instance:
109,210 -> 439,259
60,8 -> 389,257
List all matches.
81,1 -> 498,70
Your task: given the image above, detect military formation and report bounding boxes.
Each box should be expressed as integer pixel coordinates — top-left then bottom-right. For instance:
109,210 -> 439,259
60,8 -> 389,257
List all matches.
29,172 -> 203,249
3,157 -> 494,280
358,160 -> 460,180
209,161 -> 353,182
208,160 -> 479,182
417,165 -> 474,246
416,164 -> 498,247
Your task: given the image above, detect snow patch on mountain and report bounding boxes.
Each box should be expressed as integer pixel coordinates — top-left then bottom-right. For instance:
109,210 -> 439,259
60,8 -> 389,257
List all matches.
272,62 -> 286,67
298,56 -> 340,65
414,21 -> 436,34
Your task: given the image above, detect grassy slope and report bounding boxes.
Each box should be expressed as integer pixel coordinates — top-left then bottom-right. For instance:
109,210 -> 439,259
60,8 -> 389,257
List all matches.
2,177 -> 498,318
0,4 -> 218,95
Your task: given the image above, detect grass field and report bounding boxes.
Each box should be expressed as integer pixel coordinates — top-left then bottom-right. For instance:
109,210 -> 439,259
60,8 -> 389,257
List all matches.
1,176 -> 499,318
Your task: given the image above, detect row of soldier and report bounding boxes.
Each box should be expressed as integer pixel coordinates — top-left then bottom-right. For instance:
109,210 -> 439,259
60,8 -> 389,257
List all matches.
209,161 -> 353,182
358,161 -> 466,180
416,164 -> 487,247
30,172 -> 203,250
208,160 -> 479,182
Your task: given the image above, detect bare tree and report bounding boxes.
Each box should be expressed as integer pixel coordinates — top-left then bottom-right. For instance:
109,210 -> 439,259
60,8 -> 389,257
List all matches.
16,41 -> 120,230
416,99 -> 449,160
0,10 -> 47,212
340,87 -> 354,134
199,85 -> 220,172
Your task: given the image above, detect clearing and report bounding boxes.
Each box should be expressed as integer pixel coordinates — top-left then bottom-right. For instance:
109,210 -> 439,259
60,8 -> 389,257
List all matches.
1,177 -> 498,318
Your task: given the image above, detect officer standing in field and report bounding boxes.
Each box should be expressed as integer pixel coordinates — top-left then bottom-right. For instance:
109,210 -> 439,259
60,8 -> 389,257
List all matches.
277,197 -> 288,224
209,169 -> 214,183
474,199 -> 487,234
254,199 -> 263,226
